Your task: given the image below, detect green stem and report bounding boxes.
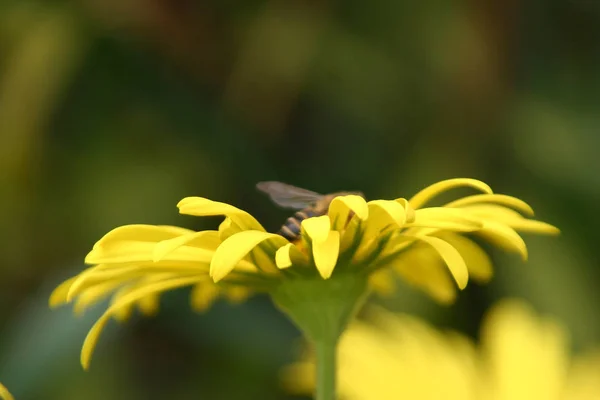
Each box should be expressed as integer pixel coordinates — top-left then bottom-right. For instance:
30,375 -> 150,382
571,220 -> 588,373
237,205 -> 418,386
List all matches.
270,273 -> 369,400
315,339 -> 337,400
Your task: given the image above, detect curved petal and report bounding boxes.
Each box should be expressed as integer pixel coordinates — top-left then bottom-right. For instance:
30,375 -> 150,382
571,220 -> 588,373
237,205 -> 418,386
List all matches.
461,205 -> 560,235
339,216 -> 363,254
67,262 -> 211,301
395,198 -> 416,223
302,215 -> 332,242
218,217 -> 244,240
329,195 -> 369,231
190,281 -> 220,312
223,286 -> 252,303
210,231 -> 286,282
506,219 -> 560,235
479,221 -> 528,260
408,235 -> 469,289
275,243 -> 307,269
81,276 -> 205,370
362,200 -> 408,240
73,280 -> 127,316
369,200 -> 408,225
177,197 -> 265,232
313,230 -> 340,279
389,245 -> 458,304
86,240 -> 215,265
408,178 -> 493,209
413,208 -> 483,230
137,293 -> 160,316
435,232 -> 493,282
446,194 -> 534,216
94,225 -> 194,248
153,230 -> 220,262
49,275 -> 81,307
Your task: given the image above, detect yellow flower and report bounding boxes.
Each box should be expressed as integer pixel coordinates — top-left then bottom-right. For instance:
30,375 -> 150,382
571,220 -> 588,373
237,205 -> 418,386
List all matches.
284,300 -> 600,400
50,178 -> 557,369
0,383 -> 13,400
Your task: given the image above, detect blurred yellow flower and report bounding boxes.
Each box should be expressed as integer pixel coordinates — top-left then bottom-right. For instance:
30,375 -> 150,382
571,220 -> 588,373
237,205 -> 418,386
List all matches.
284,300 -> 600,400
0,383 -> 13,400
50,178 -> 558,369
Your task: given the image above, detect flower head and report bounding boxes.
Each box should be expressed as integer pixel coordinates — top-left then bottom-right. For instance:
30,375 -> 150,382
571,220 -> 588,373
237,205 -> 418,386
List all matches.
284,300 -> 600,400
50,178 -> 558,368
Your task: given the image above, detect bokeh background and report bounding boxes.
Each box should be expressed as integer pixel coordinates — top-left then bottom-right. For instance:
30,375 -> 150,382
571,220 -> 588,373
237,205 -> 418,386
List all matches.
1,1 -> 599,399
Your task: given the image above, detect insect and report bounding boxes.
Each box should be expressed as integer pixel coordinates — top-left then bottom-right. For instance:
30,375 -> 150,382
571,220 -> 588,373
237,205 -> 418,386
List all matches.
256,181 -> 364,241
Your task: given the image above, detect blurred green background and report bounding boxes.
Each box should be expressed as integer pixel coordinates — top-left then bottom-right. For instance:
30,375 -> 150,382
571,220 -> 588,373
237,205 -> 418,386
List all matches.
1,1 -> 599,399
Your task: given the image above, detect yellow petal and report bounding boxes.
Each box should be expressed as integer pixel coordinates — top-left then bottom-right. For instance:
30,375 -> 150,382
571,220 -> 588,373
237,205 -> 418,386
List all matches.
223,286 -> 252,303
177,197 -> 265,231
329,195 -> 369,230
369,200 -> 408,224
339,216 -> 363,254
435,232 -> 493,282
210,231 -> 286,282
67,263 -> 209,302
73,280 -> 126,316
81,276 -> 204,370
137,293 -> 160,316
395,198 -> 416,222
412,208 -> 483,231
301,216 -> 332,242
389,244 -> 458,304
408,178 -> 493,209
153,230 -> 220,262
190,281 -> 220,312
0,383 -> 14,400
481,300 -> 569,400
94,225 -> 194,248
446,194 -> 535,216
218,217 -> 243,240
275,244 -> 294,269
464,205 -> 560,235
275,243 -> 307,269
507,219 -> 560,234
362,200 -> 408,239
49,275 -> 79,307
112,304 -> 133,322
410,235 -> 469,289
85,241 -> 215,265
479,221 -> 528,260
313,230 -> 340,279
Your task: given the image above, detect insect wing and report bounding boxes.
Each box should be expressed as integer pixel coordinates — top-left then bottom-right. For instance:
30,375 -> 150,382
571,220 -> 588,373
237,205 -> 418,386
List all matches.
256,181 -> 323,209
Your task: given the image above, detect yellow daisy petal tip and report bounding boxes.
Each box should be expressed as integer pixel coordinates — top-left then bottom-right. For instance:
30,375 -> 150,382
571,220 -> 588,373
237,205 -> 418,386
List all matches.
412,235 -> 469,289
330,195 -> 369,220
313,231 -> 340,279
80,317 -> 108,371
276,244 -> 294,269
409,178 -> 493,209
301,216 -> 331,242
49,277 -> 77,308
176,196 -> 207,209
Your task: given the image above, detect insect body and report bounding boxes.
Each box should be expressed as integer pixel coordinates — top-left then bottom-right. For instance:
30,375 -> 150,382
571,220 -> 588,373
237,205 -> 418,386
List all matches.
256,181 -> 364,241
